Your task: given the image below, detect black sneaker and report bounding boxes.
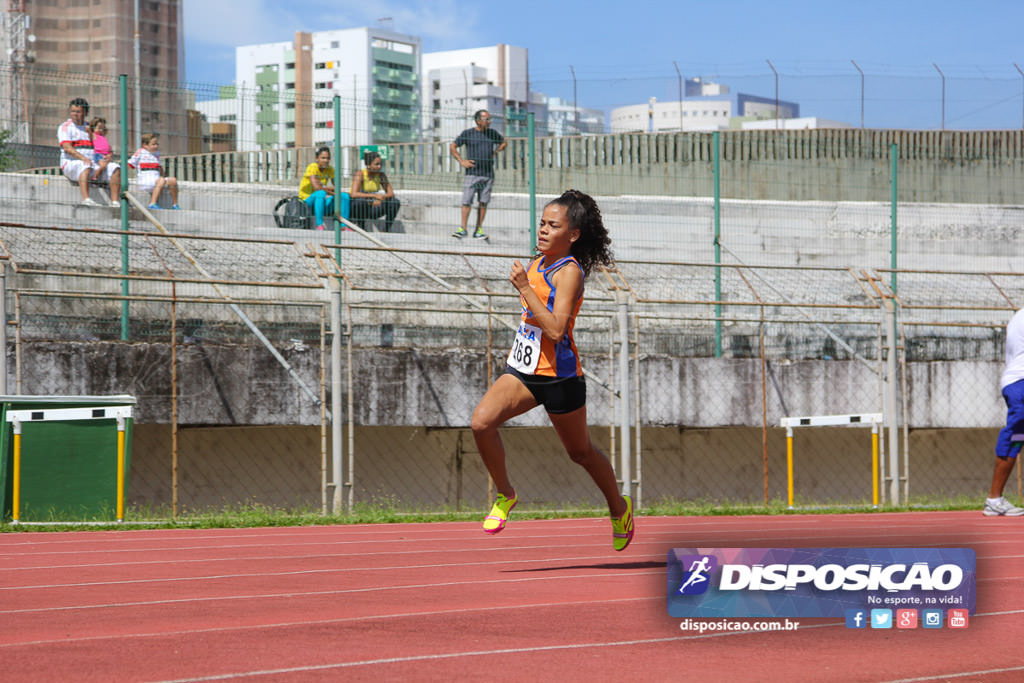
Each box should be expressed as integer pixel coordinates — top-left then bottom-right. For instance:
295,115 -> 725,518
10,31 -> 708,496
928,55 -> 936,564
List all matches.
472,229 -> 488,240
452,228 -> 468,238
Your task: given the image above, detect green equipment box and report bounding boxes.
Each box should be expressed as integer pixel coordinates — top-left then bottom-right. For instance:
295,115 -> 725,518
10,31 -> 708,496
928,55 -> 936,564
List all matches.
0,395 -> 136,523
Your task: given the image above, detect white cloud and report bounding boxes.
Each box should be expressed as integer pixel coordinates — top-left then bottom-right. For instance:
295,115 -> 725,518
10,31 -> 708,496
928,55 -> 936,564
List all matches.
184,0 -> 480,51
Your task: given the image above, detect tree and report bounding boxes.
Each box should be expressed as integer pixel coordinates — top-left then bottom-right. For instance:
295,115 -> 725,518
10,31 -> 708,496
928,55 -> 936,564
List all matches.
0,129 -> 19,172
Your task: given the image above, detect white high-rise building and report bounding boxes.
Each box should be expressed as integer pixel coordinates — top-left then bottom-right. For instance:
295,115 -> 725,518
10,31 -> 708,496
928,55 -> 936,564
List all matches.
421,45 -> 546,141
544,97 -> 605,136
198,27 -> 421,151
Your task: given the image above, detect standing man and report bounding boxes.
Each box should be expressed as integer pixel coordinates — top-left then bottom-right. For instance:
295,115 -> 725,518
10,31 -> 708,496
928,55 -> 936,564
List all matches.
58,97 -> 121,207
450,109 -> 506,240
985,307 -> 1024,516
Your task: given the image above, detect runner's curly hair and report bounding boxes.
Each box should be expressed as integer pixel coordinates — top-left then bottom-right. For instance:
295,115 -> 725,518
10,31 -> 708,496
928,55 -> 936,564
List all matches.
546,189 -> 614,276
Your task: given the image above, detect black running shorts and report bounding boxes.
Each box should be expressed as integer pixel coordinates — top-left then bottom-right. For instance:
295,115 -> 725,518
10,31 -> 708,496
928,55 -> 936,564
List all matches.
504,365 -> 586,414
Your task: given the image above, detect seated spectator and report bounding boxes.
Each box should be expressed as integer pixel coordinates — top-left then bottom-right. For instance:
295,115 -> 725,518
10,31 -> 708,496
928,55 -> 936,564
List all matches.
128,133 -> 180,210
88,117 -> 113,182
58,97 -> 121,207
349,151 -> 400,231
298,146 -> 349,230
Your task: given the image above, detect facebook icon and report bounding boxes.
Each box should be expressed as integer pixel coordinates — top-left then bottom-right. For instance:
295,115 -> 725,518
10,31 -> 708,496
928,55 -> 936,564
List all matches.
845,609 -> 867,629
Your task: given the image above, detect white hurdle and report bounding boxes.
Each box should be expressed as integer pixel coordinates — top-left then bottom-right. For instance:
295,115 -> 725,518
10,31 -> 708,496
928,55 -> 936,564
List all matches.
779,413 -> 883,509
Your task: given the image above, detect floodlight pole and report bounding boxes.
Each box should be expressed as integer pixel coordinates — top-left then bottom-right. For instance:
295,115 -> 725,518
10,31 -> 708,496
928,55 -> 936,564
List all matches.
767,59 -> 778,128
133,0 -> 141,146
1014,63 -> 1024,129
851,59 -> 864,128
570,65 -> 578,133
673,61 -> 682,131
933,63 -> 945,130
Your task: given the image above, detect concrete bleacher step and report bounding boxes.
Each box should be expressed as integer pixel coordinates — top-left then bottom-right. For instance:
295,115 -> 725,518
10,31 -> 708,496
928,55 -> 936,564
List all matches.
3,171 -> 1022,274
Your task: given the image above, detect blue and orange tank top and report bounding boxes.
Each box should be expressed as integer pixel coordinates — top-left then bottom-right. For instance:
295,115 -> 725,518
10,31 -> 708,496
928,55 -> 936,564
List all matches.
510,255 -> 584,378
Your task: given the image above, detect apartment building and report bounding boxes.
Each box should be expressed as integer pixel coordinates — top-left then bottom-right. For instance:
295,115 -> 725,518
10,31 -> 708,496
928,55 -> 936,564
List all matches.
421,44 -> 546,141
201,27 -> 420,151
2,0 -> 186,153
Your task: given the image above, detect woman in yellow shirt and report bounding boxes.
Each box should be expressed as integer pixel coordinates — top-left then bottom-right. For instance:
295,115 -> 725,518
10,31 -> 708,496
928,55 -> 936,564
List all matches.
298,146 -> 349,230
349,151 -> 400,231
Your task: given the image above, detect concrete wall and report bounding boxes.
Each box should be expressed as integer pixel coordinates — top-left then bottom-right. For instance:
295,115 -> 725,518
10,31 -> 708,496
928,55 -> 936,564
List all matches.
13,343 -> 1004,430
136,129 -> 1024,204
13,340 -> 996,510
126,423 -> 996,511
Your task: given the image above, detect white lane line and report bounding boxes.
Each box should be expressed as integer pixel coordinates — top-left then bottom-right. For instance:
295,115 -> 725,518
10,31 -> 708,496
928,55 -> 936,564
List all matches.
0,514 -> 1005,554
2,568 -> 1020,620
0,595 -> 661,649
883,665 -> 1024,682
2,529 -> 1019,570
0,568 -> 666,616
142,611 -> 1024,683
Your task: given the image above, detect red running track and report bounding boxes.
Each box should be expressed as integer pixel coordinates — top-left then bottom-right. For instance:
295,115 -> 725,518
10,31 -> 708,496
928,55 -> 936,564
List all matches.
0,511 -> 1022,682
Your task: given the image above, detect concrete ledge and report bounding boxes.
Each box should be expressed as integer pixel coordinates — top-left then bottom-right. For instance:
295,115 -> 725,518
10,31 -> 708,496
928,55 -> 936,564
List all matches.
4,172 -> 1023,270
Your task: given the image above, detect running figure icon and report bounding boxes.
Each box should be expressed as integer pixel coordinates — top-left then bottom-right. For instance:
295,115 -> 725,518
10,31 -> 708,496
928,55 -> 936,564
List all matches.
678,556 -> 713,594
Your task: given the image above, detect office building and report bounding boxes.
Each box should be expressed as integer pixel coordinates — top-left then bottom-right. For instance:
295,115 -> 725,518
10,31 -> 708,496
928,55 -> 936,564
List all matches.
610,78 -> 799,133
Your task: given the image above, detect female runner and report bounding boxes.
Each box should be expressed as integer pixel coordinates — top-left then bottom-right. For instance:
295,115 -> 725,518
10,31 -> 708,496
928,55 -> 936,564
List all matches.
470,189 -> 633,551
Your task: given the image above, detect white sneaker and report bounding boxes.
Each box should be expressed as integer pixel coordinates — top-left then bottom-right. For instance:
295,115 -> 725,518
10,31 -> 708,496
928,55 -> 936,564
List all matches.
109,200 -> 120,208
983,497 -> 1024,516
81,198 -> 99,207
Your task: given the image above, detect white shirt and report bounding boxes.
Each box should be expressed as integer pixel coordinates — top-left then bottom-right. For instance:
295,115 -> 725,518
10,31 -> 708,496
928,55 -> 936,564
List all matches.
128,147 -> 162,186
57,118 -> 93,169
1002,308 -> 1024,389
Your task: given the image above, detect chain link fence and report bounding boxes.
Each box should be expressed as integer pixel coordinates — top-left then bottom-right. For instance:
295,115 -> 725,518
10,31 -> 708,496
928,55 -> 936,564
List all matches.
0,65 -> 1021,516
0,214 -> 1017,515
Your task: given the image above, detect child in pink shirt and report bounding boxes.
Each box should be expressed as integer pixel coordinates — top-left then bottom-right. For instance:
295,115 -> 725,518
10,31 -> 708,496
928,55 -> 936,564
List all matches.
89,117 -> 113,182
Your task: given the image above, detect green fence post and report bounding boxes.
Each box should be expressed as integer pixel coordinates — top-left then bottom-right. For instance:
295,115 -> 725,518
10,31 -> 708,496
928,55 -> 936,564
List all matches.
528,111 -> 536,251
506,109 -> 536,250
119,74 -> 129,340
333,95 -> 342,263
713,131 -> 722,358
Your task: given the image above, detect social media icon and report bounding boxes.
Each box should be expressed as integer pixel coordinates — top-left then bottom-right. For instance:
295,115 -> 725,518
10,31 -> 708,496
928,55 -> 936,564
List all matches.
922,609 -> 943,629
870,609 -> 892,629
845,609 -> 867,629
896,609 -> 918,628
948,609 -> 969,629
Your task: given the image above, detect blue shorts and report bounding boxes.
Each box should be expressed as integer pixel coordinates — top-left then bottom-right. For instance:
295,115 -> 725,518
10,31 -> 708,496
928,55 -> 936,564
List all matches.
504,365 -> 586,415
996,378 -> 1024,459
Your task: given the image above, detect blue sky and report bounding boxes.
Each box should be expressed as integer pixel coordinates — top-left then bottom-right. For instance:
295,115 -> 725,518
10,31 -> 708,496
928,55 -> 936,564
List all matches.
183,0 -> 1024,130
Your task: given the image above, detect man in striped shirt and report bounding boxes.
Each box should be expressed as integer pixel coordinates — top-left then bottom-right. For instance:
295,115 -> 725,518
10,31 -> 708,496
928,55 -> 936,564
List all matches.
58,98 -> 121,207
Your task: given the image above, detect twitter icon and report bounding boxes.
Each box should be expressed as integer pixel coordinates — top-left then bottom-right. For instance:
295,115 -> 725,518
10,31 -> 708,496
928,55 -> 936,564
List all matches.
871,609 -> 893,629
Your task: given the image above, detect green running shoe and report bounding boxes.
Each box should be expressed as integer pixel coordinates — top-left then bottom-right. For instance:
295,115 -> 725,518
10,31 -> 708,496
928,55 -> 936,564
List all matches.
483,492 -> 517,534
611,494 -> 634,551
